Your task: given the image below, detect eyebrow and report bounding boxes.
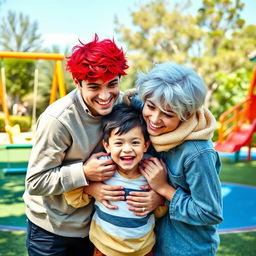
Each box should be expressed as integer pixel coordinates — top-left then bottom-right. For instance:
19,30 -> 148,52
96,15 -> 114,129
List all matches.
87,78 -> 119,86
87,83 -> 99,85
114,136 -> 143,141
87,82 -> 100,86
108,78 -> 119,85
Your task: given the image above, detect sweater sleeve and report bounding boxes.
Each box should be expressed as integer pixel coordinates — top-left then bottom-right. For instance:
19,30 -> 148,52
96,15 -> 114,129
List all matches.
168,150 -> 223,226
64,187 -> 91,208
154,203 -> 168,218
26,114 -> 88,196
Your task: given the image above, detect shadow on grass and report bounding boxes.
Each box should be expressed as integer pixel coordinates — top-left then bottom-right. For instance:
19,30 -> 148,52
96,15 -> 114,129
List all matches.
220,159 -> 256,186
217,232 -> 256,256
0,172 -> 26,228
0,230 -> 27,256
0,214 -> 26,228
0,160 -> 256,256
0,172 -> 25,205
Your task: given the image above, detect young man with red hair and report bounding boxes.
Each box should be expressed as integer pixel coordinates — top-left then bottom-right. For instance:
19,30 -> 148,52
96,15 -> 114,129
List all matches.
23,34 -> 128,256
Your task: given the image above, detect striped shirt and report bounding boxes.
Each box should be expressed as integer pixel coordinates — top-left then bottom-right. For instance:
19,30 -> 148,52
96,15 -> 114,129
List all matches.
89,170 -> 155,256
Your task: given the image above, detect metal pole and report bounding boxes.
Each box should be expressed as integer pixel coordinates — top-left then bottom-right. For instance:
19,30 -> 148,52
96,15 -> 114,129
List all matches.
32,61 -> 39,126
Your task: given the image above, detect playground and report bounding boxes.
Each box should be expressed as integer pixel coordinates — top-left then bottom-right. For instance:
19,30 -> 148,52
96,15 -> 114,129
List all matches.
0,149 -> 256,255
0,51 -> 67,254
1,153 -> 256,234
0,51 -> 256,255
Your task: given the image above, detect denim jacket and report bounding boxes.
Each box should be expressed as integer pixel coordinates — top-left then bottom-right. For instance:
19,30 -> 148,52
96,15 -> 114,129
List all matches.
152,140 -> 223,256
129,94 -> 223,255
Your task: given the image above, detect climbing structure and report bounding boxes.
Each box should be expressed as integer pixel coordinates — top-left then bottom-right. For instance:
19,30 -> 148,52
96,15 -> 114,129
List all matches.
215,66 -> 256,161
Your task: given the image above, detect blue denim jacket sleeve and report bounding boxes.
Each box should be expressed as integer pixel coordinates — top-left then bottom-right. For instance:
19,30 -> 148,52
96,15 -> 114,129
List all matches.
168,149 -> 223,226
130,93 -> 144,110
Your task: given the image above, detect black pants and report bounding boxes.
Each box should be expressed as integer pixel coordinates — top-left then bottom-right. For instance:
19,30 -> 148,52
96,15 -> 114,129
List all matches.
26,219 -> 94,256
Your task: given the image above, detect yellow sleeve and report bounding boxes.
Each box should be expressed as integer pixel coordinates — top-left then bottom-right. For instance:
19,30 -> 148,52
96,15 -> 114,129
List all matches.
154,203 -> 168,218
63,186 -> 91,208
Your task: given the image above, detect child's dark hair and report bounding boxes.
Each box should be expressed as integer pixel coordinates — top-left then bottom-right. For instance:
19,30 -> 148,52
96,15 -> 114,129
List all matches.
102,103 -> 149,143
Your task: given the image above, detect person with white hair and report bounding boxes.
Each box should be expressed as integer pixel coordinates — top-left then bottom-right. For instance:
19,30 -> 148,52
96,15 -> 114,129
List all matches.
125,62 -> 223,256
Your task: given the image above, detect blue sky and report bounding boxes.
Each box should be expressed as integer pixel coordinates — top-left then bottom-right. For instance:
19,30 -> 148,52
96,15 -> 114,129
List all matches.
0,0 -> 255,52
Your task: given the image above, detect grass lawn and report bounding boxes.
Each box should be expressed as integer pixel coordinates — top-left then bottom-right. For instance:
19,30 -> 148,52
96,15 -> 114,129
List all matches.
0,173 -> 26,228
220,158 -> 256,186
0,230 -> 27,256
217,231 -> 256,256
0,157 -> 256,256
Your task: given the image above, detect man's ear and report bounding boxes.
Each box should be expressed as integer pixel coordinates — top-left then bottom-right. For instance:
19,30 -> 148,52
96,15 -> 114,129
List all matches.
143,140 -> 150,152
103,140 -> 111,153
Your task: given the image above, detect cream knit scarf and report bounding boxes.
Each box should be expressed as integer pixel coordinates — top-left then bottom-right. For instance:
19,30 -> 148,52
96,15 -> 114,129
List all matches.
150,107 -> 216,152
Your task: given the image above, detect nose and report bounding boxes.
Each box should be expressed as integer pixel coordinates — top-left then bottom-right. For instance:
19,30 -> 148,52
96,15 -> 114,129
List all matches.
150,112 -> 161,124
122,143 -> 132,152
99,88 -> 111,100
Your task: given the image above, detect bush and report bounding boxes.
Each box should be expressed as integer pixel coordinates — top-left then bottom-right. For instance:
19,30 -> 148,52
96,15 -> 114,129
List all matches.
0,115 -> 31,132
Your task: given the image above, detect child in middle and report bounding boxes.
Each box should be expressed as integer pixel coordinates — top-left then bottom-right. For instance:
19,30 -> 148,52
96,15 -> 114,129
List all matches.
64,103 -> 167,256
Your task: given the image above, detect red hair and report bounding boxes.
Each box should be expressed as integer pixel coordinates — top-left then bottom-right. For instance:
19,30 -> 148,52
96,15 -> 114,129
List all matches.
66,34 -> 129,83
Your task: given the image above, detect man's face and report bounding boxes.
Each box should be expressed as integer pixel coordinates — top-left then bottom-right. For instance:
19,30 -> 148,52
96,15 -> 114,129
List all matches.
78,76 -> 120,116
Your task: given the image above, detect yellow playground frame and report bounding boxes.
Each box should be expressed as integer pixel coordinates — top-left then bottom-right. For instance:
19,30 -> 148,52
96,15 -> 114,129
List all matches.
0,52 -> 66,144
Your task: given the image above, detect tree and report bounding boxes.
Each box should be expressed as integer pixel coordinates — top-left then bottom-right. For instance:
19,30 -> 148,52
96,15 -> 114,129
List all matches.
114,0 -> 256,118
197,0 -> 245,57
32,45 -> 74,117
209,23 -> 256,117
0,10 -> 44,111
210,67 -> 251,118
0,11 -> 43,52
4,58 -> 35,108
115,0 -> 203,90
193,0 -> 248,107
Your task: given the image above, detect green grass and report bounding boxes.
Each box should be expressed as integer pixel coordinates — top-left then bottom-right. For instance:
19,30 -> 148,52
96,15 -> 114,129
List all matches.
0,172 -> 26,227
218,158 -> 256,256
217,231 -> 256,256
0,158 -> 256,256
220,158 -> 256,186
0,230 -> 27,256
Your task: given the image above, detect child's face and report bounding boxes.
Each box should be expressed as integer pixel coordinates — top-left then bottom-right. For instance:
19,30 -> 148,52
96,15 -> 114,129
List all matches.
77,76 -> 120,116
103,127 -> 149,174
142,99 -> 181,136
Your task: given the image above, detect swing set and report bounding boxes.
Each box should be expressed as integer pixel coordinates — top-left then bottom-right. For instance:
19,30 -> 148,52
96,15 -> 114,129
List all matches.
0,51 -> 67,144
